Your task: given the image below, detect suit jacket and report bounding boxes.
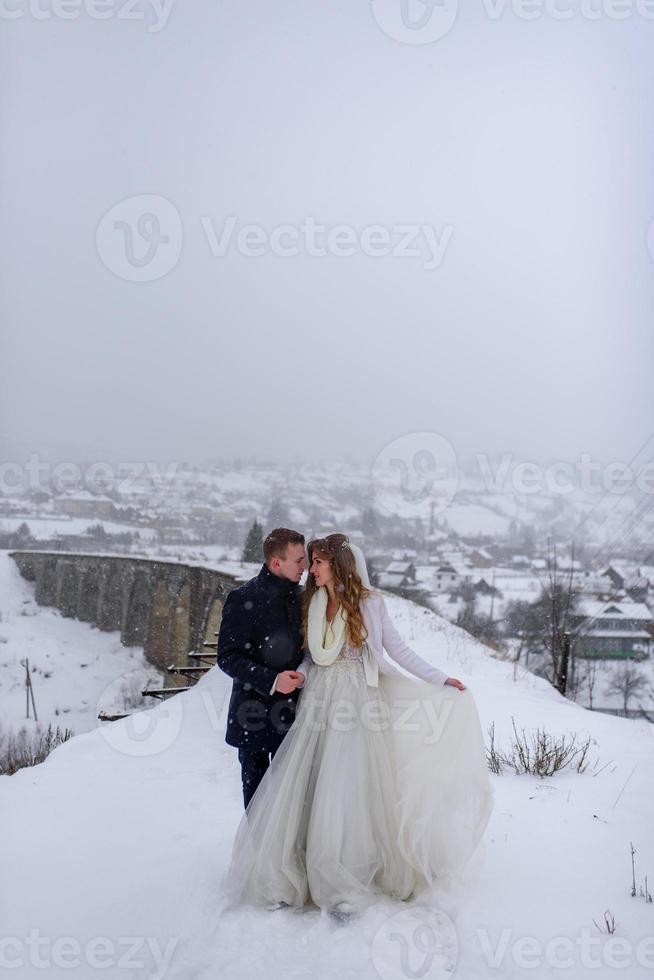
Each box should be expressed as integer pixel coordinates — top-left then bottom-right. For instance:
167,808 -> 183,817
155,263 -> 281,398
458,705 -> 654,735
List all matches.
217,564 -> 305,751
296,590 -> 449,688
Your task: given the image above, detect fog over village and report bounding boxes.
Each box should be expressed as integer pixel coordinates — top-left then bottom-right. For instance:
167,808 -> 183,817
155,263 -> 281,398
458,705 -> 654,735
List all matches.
3,441 -> 654,723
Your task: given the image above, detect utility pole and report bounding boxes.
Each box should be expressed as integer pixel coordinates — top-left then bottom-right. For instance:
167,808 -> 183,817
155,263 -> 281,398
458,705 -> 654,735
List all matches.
21,658 -> 38,721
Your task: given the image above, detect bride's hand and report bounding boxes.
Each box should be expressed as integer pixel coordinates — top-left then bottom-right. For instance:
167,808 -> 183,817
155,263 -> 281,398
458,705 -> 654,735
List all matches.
445,677 -> 466,691
276,670 -> 304,694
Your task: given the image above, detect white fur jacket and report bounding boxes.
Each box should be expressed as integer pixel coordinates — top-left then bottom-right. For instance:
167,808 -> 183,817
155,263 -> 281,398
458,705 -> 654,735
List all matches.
297,590 -> 448,689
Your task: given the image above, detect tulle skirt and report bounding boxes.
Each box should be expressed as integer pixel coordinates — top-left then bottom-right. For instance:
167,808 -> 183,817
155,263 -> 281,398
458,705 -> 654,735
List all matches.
220,657 -> 495,913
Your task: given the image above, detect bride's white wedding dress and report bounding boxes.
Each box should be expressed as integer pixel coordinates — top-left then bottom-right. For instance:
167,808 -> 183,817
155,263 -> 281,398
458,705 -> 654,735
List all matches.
220,607 -> 495,915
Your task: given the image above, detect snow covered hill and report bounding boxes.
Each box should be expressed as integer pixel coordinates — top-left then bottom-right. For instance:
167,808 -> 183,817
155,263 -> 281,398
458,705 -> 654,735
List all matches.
0,552 -> 164,741
2,572 -> 654,979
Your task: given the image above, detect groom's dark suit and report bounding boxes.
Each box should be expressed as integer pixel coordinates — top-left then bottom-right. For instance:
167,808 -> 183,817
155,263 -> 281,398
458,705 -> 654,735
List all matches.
217,563 -> 305,807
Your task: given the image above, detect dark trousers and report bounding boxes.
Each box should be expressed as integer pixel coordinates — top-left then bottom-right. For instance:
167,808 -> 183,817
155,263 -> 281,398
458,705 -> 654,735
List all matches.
238,743 -> 281,809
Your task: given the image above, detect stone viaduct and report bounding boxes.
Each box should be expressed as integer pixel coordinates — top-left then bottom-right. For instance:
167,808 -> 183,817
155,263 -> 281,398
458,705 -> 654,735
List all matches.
9,551 -> 242,684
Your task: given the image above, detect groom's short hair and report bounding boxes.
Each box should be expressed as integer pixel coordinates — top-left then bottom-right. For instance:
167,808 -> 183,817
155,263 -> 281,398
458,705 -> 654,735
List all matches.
263,527 -> 305,563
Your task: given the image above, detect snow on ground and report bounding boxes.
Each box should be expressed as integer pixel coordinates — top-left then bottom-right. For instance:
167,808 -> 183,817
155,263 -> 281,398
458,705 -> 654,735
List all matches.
0,553 -> 164,740
2,568 -> 654,979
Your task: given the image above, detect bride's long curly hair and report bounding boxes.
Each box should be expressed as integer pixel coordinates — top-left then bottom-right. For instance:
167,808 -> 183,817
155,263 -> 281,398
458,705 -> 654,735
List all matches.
302,533 -> 373,648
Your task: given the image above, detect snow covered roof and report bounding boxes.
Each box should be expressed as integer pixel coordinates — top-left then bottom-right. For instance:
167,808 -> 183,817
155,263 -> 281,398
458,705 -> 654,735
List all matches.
377,572 -> 411,589
470,547 -> 493,559
386,561 -> 414,574
574,598 -> 653,621
624,575 -> 650,590
603,561 -> 639,578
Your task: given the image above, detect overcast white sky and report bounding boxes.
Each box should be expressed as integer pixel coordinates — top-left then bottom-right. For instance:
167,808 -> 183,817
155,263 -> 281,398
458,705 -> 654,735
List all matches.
1,0 -> 652,471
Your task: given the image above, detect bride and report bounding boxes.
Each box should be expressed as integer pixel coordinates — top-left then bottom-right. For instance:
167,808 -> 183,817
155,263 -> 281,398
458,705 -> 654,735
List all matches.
220,533 -> 494,921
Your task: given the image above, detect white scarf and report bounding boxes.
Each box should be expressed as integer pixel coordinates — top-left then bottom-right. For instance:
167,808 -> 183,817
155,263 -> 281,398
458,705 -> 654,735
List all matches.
306,585 -> 380,686
307,586 -> 347,665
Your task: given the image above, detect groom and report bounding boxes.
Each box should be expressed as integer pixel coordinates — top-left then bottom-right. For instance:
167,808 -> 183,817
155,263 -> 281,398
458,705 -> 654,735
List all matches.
217,527 -> 307,808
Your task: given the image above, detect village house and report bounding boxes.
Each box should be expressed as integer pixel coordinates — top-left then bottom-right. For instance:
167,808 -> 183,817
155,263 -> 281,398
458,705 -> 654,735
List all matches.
432,561 -> 460,593
58,492 -> 117,520
571,598 -> 654,661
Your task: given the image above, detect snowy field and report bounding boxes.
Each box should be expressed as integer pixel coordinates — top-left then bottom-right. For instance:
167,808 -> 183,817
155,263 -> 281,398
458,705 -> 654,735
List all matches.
1,555 -> 653,979
0,553 -> 165,740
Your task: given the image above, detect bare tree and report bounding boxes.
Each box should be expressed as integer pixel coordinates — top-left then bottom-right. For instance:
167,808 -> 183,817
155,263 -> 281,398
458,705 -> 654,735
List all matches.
604,662 -> 652,716
578,655 -> 602,710
503,537 -> 578,691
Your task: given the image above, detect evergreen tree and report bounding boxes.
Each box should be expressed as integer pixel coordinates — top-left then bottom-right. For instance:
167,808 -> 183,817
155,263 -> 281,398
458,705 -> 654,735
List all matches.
241,519 -> 264,563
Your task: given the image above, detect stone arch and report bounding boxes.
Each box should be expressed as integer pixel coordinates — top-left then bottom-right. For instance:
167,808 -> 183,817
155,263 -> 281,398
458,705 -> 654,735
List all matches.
123,572 -> 152,647
171,581 -> 192,676
202,594 -> 224,645
36,557 -> 58,606
98,564 -> 127,632
146,579 -> 172,672
79,566 -> 101,622
58,563 -> 80,618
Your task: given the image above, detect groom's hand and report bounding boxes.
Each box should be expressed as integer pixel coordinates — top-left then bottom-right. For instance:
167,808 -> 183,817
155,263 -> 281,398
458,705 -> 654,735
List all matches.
275,670 -> 303,694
